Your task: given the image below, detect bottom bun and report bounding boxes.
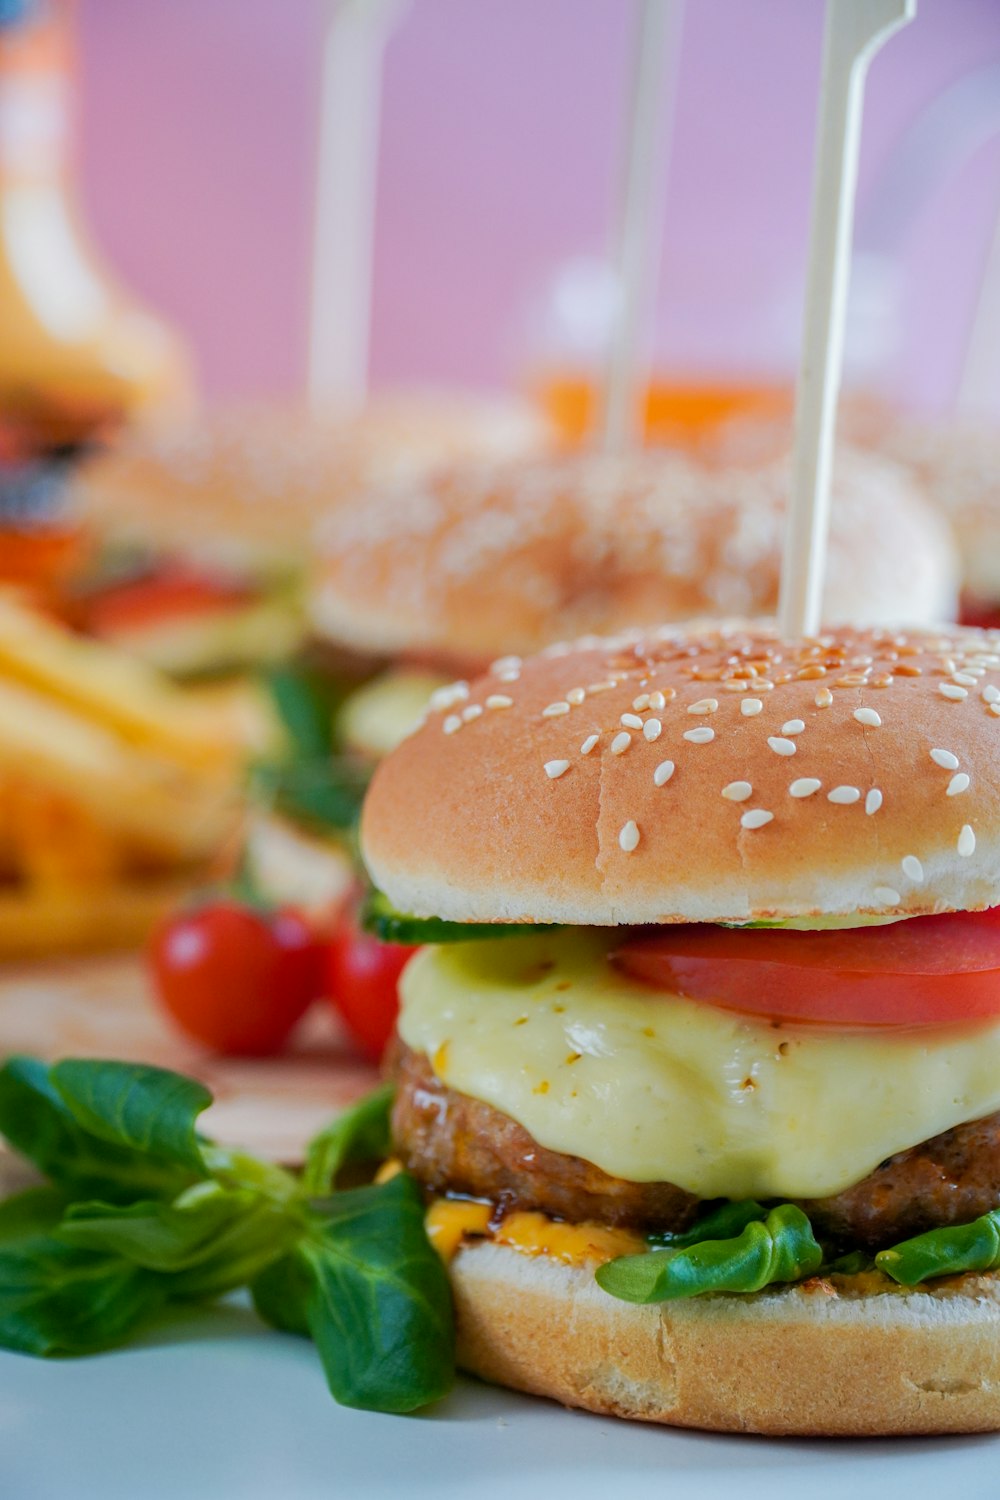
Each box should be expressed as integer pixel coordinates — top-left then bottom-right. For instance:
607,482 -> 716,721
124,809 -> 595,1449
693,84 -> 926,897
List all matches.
451,1241 -> 1000,1436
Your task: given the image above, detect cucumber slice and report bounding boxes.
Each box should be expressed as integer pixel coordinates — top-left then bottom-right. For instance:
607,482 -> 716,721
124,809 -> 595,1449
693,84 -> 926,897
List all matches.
361,890 -> 557,945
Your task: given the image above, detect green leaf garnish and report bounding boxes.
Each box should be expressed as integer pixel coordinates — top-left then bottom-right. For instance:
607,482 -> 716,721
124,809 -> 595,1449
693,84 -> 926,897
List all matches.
0,1058 -> 199,1201
0,1060 -> 452,1413
596,1205 -> 823,1303
361,889 -> 557,946
49,1060 -> 211,1177
263,664 -> 337,761
0,1199 -> 164,1357
302,1083 -> 394,1195
647,1199 -> 766,1249
294,1176 -> 454,1413
250,757 -> 370,834
875,1210 -> 1000,1286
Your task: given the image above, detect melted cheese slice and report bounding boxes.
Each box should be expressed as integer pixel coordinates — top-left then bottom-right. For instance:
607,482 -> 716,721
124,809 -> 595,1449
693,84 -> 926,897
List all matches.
398,931 -> 1000,1201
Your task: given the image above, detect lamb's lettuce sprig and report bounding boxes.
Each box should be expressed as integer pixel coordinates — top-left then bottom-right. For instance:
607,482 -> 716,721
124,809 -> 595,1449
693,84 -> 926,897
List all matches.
0,1057 -> 452,1412
597,1205 -> 823,1303
875,1209 -> 1000,1286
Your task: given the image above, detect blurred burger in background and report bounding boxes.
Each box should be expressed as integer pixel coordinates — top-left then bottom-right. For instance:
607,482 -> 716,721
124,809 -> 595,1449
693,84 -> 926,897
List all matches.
879,421 -> 1000,631
67,390 -> 552,678
309,442 -> 959,762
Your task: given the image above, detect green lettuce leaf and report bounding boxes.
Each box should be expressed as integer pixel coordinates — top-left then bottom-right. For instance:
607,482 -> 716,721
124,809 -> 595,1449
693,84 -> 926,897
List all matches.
597,1204 -> 822,1303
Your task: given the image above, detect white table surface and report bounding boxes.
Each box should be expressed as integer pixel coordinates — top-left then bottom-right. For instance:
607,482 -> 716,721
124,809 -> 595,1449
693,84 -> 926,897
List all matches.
0,1298 -> 996,1500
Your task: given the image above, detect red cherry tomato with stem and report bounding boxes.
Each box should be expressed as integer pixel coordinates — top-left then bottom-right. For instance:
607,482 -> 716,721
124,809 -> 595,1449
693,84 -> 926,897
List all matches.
150,899 -> 324,1056
327,904 -> 416,1062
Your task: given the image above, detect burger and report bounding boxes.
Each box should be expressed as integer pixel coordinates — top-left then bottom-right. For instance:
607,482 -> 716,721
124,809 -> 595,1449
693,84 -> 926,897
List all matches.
310,445 -> 958,759
360,621 -> 1000,1436
880,421 -> 1000,631
68,392 -> 550,678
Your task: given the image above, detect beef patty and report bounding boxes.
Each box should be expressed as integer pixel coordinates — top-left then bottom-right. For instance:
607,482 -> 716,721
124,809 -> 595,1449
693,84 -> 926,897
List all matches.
391,1044 -> 1000,1250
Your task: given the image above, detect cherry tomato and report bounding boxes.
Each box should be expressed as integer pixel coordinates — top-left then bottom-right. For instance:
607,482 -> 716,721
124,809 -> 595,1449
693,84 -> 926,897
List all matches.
612,906 -> 1000,1031
327,905 -> 416,1062
150,899 -> 324,1055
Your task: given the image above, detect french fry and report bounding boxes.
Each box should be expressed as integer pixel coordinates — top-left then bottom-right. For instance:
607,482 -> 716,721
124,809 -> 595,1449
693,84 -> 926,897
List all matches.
0,677 -> 240,865
0,590 -> 246,772
0,877 -> 190,960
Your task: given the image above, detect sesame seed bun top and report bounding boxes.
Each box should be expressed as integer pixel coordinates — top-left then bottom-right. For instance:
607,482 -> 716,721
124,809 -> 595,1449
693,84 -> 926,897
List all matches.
360,623 -> 1000,926
309,448 -> 958,667
72,392 -> 550,576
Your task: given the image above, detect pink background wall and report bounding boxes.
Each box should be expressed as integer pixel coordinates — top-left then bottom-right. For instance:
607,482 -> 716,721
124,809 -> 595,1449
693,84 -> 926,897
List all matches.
75,0 -> 1000,410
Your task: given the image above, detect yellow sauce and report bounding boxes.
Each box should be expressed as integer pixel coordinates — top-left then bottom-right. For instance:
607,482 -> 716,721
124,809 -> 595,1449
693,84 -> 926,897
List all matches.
423,1198 -> 644,1268
399,931 -> 1000,1201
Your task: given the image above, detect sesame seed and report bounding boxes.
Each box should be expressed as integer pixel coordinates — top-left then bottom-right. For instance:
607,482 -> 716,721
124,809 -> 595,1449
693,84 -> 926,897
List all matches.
619,820 -> 640,852
683,726 -> 715,744
610,732 -> 632,755
485,694 -> 513,710
462,704 -> 483,722
930,748 -> 959,770
901,856 -> 924,883
940,684 -> 968,701
544,760 -> 570,779
854,707 -> 882,727
828,786 -> 861,805
789,778 -> 821,798
947,773 -> 971,796
874,886 -> 901,906
782,719 -> 806,735
740,809 -> 774,830
430,681 -> 469,711
865,789 -> 883,815
688,698 -> 719,714
722,781 -> 753,802
643,718 -> 662,741
620,713 -> 644,730
741,698 -> 763,717
587,681 -> 615,694
991,703 -> 1000,717
724,679 -> 749,692
443,715 -> 462,735
566,688 -> 586,706
543,702 -> 570,718
653,760 -> 675,786
649,691 -> 666,711
490,655 -> 521,674
983,685 -> 1000,704
958,825 -> 976,858
580,734 -> 599,755
767,737 -> 797,757
632,694 -> 650,711
953,673 -> 978,687
815,688 -> 834,708
497,669 -> 520,682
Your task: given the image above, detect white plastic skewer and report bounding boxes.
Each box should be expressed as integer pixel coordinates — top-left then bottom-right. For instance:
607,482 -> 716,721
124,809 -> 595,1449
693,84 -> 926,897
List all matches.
308,0 -> 406,417
779,0 -> 915,638
602,0 -> 684,455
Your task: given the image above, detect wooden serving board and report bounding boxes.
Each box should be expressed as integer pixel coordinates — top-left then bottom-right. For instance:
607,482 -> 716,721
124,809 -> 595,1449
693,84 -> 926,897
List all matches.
0,953 -> 379,1185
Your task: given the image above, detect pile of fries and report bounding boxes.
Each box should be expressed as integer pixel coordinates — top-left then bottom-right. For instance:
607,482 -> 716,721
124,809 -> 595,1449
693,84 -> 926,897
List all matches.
0,591 -> 262,958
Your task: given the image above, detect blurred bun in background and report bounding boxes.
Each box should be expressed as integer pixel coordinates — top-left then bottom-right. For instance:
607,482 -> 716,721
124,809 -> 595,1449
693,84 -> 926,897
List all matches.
309,446 -> 958,674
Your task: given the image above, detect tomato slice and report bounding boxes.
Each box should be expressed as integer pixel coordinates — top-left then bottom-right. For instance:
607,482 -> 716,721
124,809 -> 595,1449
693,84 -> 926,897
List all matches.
612,908 -> 1000,1029
85,566 -> 255,634
959,595 -> 1000,632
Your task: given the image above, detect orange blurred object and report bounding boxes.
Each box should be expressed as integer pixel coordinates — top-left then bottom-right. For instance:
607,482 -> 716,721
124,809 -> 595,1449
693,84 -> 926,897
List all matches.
0,522 -> 84,603
0,2 -> 193,450
536,371 -> 793,448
